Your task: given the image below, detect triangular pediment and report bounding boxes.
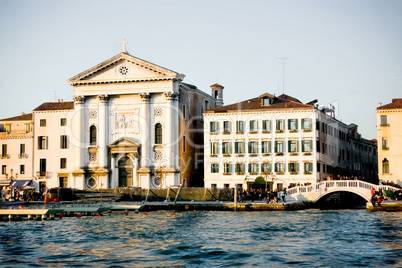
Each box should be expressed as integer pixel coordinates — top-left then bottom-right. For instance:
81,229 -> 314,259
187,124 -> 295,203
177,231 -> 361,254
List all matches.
108,137 -> 140,148
68,52 -> 185,86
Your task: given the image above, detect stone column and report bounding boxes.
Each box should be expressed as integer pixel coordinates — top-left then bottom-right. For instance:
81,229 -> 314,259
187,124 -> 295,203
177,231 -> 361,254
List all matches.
140,93 -> 151,168
97,94 -> 108,169
111,154 -> 117,188
164,91 -> 179,170
73,95 -> 85,170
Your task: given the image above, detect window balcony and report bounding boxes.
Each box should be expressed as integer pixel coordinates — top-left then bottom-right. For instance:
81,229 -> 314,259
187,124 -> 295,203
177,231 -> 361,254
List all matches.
1,154 -> 9,159
18,153 -> 26,159
36,171 -> 48,178
223,172 -> 231,176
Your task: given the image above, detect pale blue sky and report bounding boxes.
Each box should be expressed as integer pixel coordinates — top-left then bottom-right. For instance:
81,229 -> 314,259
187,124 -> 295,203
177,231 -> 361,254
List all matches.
0,0 -> 401,139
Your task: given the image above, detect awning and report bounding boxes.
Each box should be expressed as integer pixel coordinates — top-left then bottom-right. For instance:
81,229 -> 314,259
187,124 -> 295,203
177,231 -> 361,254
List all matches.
11,180 -> 32,189
0,180 -> 11,186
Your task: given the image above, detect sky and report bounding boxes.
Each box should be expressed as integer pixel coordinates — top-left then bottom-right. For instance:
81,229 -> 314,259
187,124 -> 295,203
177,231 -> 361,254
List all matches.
0,0 -> 401,139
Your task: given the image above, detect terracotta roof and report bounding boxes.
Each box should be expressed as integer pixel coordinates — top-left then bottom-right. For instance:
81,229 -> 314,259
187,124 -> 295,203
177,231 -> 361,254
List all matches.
33,102 -> 74,111
210,83 -> 224,88
377,98 -> 402,110
0,113 -> 32,121
277,94 -> 302,103
205,93 -> 313,113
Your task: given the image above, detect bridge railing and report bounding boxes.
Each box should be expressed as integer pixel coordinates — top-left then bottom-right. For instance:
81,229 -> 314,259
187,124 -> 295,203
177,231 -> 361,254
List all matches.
288,180 -> 400,196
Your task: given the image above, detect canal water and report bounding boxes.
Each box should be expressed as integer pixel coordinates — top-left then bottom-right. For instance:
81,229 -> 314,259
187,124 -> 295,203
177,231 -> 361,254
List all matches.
0,209 -> 401,267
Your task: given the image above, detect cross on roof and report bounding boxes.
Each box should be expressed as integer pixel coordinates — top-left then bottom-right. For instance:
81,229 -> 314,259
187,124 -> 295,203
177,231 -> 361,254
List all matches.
121,39 -> 128,53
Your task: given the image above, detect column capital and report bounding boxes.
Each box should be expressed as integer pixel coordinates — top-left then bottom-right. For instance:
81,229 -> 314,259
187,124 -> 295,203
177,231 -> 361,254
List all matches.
164,91 -> 179,101
97,94 -> 109,103
73,95 -> 85,104
140,92 -> 151,102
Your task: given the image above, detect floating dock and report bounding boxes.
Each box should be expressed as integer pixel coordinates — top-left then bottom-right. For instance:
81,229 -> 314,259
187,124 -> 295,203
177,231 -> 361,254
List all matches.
0,209 -> 64,220
367,200 -> 402,212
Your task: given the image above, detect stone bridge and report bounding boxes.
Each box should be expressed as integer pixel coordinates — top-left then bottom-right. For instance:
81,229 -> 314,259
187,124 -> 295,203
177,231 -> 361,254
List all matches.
286,180 -> 399,202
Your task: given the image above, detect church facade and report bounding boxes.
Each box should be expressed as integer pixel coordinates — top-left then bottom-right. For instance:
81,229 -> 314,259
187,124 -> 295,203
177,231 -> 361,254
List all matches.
1,47 -> 221,190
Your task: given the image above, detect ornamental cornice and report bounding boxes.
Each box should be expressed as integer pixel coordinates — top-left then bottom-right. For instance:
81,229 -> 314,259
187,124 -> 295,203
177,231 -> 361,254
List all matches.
0,135 -> 33,140
71,77 -> 177,86
376,109 -> 402,113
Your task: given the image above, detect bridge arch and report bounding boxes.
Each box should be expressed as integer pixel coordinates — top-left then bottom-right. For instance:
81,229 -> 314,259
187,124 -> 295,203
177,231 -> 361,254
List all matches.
314,188 -> 370,203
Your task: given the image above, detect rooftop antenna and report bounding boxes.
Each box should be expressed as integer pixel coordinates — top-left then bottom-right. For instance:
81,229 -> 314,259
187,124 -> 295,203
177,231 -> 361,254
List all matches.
276,57 -> 287,94
52,90 -> 57,102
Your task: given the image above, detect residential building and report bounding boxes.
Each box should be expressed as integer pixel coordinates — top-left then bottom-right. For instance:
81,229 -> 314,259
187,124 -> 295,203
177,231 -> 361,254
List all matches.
203,93 -> 377,190
0,113 -> 33,186
376,98 -> 402,185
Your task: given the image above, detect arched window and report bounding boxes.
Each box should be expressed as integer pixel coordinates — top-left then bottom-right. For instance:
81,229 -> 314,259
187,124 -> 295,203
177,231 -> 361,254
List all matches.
382,158 -> 389,174
155,123 -> 162,144
214,90 -> 219,99
90,125 -> 97,146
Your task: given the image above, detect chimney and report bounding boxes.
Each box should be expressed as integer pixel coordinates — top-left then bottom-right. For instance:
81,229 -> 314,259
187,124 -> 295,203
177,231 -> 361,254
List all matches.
20,112 -> 26,115
378,102 -> 382,107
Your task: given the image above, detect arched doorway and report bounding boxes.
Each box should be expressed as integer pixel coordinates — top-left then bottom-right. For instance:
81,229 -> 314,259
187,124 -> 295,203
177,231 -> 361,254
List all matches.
118,157 -> 133,187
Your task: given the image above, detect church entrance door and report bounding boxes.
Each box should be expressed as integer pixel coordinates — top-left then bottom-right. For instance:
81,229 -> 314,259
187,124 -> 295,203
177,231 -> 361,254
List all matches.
118,157 -> 133,187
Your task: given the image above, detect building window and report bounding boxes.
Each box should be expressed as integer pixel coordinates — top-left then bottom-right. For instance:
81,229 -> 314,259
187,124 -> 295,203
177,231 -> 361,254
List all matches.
1,144 -> 7,158
236,121 -> 244,133
262,98 -> 272,106
60,135 -> 68,149
249,120 -> 257,132
224,163 -> 232,174
288,119 -> 298,131
262,141 -> 271,154
380,115 -> 387,126
274,140 -> 284,154
261,163 -> 272,173
222,142 -> 231,154
302,140 -> 313,153
20,165 -> 25,175
275,163 -> 284,173
235,141 -> 245,154
5,124 -> 11,133
382,138 -> 389,150
223,121 -> 231,133
24,123 -> 30,133
248,163 -> 259,174
262,120 -> 271,132
301,118 -> 312,130
382,158 -> 389,174
288,140 -> 298,153
2,165 -> 6,175
20,144 -> 25,155
304,162 -> 313,174
40,119 -> 46,127
211,163 -> 219,173
60,118 -> 67,126
210,122 -> 218,134
182,105 -> 186,119
210,142 -> 218,155
60,158 -> 67,169
183,136 -> 186,152
288,162 -> 299,174
38,136 -> 47,150
59,177 -> 68,188
211,184 -> 217,189
248,141 -> 258,154
235,163 -> 245,174
155,123 -> 162,144
276,119 -> 284,132
39,159 -> 46,176
90,125 -> 97,146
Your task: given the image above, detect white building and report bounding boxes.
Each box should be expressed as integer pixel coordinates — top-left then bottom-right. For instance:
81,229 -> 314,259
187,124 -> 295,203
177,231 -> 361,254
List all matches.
0,45 -> 221,191
203,93 -> 357,190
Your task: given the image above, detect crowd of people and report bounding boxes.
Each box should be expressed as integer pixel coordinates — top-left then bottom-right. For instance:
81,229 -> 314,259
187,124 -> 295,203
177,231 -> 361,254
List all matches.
0,186 -> 44,202
237,188 -> 287,203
